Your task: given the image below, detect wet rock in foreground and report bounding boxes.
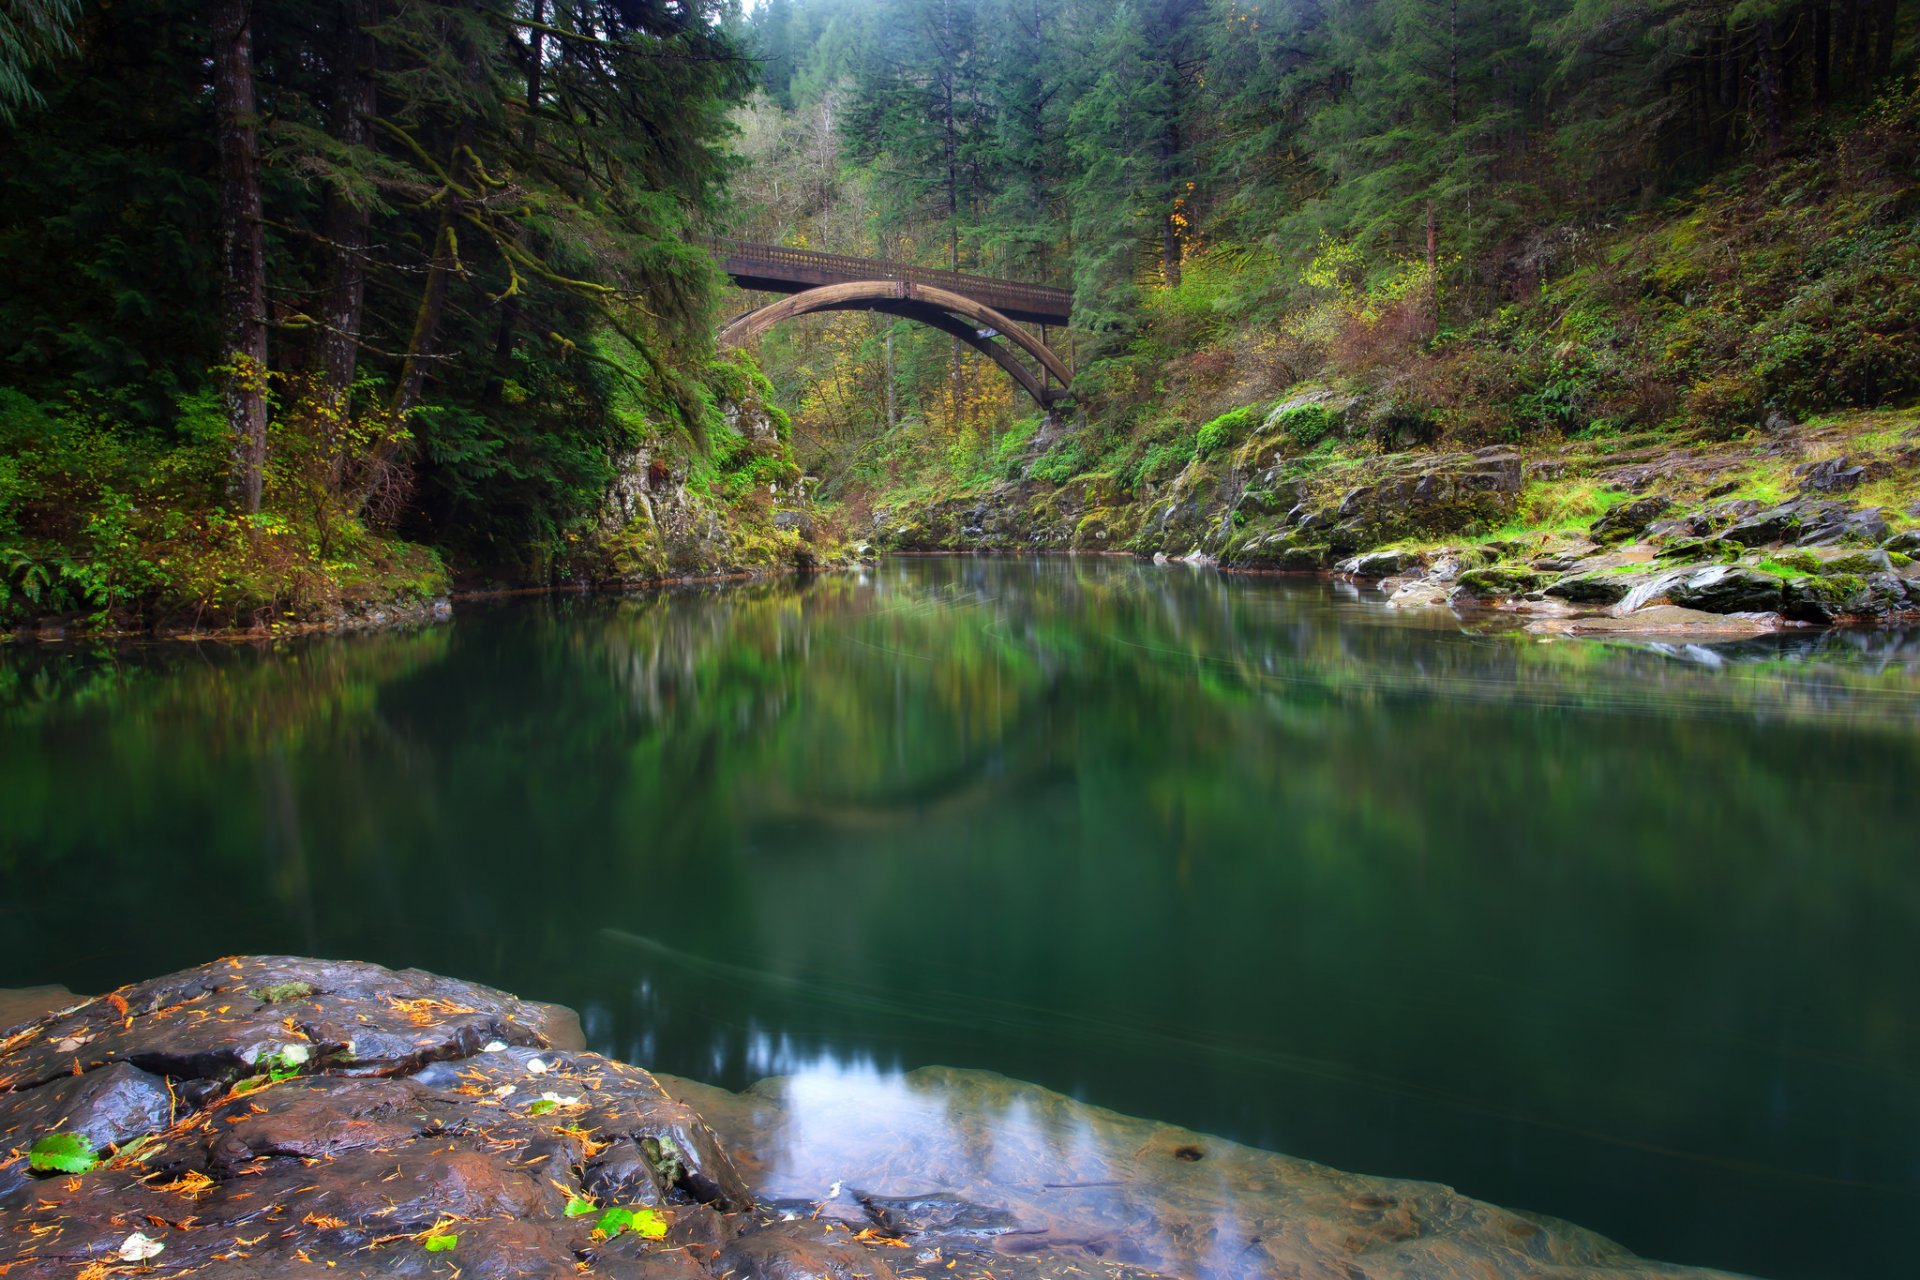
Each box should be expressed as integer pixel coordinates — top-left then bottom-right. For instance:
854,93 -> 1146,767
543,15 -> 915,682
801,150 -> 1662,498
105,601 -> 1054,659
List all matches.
0,959 -> 1151,1280
3,959 -> 1742,1279
664,1067 -> 1747,1280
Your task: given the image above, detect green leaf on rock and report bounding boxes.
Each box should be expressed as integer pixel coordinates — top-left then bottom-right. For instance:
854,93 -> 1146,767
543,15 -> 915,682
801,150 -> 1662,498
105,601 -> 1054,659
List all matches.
529,1098 -> 558,1116
250,981 -> 315,1004
28,1133 -> 98,1175
564,1196 -> 597,1217
593,1206 -> 667,1240
423,1232 -> 458,1253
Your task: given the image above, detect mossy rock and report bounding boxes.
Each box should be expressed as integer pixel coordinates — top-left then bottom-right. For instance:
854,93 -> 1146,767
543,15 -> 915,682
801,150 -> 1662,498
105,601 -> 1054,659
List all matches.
1768,550 -> 1823,574
1815,549 -> 1893,575
1544,572 -> 1636,605
1783,574 -> 1869,622
1455,566 -> 1546,597
1073,506 -> 1143,549
1654,538 -> 1723,563
1224,534 -> 1329,571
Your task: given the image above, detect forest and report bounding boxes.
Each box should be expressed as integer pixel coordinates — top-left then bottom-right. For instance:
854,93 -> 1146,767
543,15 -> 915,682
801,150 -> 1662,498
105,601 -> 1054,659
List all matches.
0,0 -> 1915,628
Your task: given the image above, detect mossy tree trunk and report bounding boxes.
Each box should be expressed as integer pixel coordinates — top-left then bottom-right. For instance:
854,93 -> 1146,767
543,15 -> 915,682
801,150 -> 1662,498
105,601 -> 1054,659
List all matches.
212,0 -> 268,513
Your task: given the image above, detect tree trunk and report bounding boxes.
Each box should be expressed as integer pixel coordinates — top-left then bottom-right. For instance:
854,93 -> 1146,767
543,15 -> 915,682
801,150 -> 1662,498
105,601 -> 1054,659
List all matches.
1448,0 -> 1460,129
483,0 -> 546,406
1754,19 -> 1783,151
389,36 -> 481,423
212,0 -> 269,513
1850,0 -> 1872,82
1813,1 -> 1832,107
1872,0 -> 1894,76
1425,201 -> 1440,338
392,210 -> 459,419
885,329 -> 897,432
1834,0 -> 1856,84
320,0 -> 377,420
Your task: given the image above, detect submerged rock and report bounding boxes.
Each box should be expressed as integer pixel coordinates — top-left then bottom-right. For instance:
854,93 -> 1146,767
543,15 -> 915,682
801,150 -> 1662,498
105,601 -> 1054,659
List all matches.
664,1065 -> 1742,1280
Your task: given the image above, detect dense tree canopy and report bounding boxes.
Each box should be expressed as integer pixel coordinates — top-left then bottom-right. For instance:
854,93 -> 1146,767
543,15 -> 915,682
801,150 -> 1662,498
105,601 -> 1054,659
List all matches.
0,0 -> 1913,625
724,0 -> 1913,492
2,0 -> 751,593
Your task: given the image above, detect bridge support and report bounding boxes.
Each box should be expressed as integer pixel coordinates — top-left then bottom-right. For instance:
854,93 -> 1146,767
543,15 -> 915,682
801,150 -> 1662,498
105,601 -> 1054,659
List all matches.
718,280 -> 1072,409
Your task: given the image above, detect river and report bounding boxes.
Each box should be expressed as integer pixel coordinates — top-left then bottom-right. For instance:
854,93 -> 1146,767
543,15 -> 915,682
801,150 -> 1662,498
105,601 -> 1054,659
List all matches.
3,556 -> 1917,1278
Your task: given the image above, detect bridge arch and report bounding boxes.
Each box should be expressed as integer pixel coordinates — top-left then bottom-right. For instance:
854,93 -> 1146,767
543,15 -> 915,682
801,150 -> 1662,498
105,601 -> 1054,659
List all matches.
717,281 -> 1072,408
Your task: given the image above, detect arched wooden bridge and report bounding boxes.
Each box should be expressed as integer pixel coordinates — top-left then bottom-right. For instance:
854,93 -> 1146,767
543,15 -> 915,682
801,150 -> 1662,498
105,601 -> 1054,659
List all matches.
712,239 -> 1075,407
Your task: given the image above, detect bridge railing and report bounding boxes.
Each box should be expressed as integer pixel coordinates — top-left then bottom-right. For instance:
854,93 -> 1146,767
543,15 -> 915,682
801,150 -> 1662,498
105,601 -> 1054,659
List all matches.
710,238 -> 1073,322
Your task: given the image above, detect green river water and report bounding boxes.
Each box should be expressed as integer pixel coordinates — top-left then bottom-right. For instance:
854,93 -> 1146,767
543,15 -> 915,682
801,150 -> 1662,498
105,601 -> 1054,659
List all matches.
3,556 -> 1917,1278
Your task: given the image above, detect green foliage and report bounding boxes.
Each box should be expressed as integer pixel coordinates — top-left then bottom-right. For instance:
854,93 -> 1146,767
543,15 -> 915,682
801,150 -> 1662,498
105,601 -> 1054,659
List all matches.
1,0 -> 761,601
1196,404 -> 1262,457
1272,405 -> 1338,451
27,1133 -> 98,1175
423,1232 -> 458,1253
232,1044 -> 311,1095
592,1206 -> 668,1241
988,417 -> 1043,481
0,0 -> 79,124
0,385 -> 451,629
1027,439 -> 1088,486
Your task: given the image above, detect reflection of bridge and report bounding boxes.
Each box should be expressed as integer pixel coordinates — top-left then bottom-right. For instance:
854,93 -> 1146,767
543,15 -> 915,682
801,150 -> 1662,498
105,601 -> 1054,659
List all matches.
712,239 -> 1075,407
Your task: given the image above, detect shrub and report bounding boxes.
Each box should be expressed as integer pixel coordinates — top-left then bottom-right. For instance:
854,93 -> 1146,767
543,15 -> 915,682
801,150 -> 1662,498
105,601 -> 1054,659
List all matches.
1027,438 -> 1087,485
1195,403 -> 1262,457
1123,429 -> 1198,490
1686,371 -> 1764,430
1271,403 -> 1338,450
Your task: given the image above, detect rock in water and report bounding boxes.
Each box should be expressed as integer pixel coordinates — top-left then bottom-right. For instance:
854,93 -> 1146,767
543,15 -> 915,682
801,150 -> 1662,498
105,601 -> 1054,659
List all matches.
0,959 -> 1745,1279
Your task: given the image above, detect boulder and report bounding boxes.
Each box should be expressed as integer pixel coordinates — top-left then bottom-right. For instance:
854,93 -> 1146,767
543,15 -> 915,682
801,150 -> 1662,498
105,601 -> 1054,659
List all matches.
0,1063 -> 175,1200
1783,575 -> 1870,623
1453,566 -> 1545,598
1795,456 -> 1866,494
771,509 -> 813,537
0,958 -> 761,1280
1543,571 -> 1638,605
1590,495 -> 1672,544
1338,549 -> 1425,579
1324,448 -> 1523,547
1661,566 -> 1786,614
1677,499 -> 1765,537
1720,500 -> 1890,548
1223,534 -> 1328,572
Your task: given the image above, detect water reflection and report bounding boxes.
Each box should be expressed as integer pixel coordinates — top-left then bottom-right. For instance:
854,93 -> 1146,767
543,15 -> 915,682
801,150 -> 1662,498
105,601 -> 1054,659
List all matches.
668,1063 -> 1746,1278
2,559 -> 1918,1279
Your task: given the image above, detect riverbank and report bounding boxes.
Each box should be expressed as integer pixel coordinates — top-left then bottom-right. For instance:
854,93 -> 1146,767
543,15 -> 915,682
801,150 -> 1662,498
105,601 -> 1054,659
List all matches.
2,353 -> 848,642
868,408 -> 1920,634
0,957 -> 1741,1279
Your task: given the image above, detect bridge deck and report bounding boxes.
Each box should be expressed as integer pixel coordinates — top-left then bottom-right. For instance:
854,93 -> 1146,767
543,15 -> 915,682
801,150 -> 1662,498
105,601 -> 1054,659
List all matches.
713,238 -> 1073,328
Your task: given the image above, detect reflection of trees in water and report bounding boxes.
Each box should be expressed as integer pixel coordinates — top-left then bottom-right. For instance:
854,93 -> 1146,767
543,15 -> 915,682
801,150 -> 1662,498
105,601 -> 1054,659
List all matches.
3,561 -> 1919,1275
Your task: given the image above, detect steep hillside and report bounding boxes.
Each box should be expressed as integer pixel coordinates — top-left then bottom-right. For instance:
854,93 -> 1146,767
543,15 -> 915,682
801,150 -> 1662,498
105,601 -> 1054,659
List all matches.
847,80 -> 1920,626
